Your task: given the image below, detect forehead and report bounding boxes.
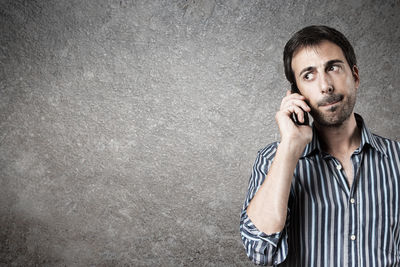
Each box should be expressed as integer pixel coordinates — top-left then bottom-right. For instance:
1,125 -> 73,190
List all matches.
291,41 -> 347,74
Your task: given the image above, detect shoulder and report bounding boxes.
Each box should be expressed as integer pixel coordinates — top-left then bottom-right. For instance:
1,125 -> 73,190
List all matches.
371,133 -> 400,156
372,133 -> 400,144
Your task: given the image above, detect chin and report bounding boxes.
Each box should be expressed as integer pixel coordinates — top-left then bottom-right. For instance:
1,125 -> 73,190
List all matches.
311,91 -> 357,128
311,109 -> 353,128
315,118 -> 347,128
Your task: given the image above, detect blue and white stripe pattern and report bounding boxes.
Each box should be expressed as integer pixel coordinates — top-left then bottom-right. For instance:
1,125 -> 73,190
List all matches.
240,114 -> 400,266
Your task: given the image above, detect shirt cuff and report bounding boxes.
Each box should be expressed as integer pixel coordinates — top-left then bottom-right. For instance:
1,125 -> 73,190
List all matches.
240,209 -> 289,265
241,210 -> 283,248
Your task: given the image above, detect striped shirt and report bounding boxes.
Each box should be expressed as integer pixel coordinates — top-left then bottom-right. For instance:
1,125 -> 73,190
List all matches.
240,114 -> 400,266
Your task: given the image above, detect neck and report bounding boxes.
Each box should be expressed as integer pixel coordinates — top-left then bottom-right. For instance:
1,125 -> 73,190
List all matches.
314,113 -> 361,156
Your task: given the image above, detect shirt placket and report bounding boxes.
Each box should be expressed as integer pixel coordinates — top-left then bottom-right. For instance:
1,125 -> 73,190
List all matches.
330,152 -> 362,267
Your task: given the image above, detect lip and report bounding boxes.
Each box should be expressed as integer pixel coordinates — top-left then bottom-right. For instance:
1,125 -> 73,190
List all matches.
321,100 -> 341,107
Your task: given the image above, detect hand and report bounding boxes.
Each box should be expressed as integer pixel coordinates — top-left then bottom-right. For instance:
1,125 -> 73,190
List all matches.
275,90 -> 313,149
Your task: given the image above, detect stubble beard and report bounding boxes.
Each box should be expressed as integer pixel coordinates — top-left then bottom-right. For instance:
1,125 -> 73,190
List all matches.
310,92 -> 356,128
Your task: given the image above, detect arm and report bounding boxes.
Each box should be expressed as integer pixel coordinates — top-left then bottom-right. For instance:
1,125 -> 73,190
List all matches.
247,140 -> 305,234
240,90 -> 312,265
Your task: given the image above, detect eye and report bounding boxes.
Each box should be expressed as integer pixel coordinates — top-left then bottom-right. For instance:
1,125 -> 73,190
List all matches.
303,72 -> 314,80
328,65 -> 340,71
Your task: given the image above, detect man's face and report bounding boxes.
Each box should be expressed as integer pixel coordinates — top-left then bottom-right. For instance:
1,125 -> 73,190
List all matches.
291,40 -> 360,127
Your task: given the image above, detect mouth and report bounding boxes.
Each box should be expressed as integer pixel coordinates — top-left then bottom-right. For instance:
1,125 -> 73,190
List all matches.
318,95 -> 344,108
321,100 -> 341,107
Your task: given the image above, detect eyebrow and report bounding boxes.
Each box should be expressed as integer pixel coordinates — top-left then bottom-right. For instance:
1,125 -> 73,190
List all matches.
325,59 -> 345,68
298,59 -> 345,77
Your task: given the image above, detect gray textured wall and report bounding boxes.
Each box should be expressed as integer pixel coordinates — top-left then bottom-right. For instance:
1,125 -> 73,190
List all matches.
1,0 -> 399,266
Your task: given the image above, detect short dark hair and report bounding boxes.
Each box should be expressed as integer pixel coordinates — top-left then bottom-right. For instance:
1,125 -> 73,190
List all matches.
283,25 -> 357,92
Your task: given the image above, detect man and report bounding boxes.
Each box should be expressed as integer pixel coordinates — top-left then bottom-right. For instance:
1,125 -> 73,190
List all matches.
239,25 -> 400,266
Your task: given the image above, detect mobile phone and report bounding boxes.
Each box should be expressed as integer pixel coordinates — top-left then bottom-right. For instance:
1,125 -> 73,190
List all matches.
291,84 -> 309,126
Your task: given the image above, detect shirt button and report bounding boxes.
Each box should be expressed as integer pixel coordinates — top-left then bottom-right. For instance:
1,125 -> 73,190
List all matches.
350,235 -> 356,241
336,164 -> 342,170
350,198 -> 356,204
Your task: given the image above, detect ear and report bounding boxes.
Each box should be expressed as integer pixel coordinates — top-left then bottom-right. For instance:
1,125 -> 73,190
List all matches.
352,65 -> 360,89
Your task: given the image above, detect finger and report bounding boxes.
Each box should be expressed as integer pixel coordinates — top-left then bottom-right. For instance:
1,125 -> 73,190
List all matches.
286,105 -> 306,123
281,92 -> 306,107
285,89 -> 305,99
282,99 -> 311,112
286,92 -> 306,100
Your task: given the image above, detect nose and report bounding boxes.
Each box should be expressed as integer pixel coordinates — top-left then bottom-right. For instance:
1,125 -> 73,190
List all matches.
320,73 -> 333,94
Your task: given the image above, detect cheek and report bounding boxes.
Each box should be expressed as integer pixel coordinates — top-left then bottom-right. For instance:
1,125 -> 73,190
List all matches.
342,74 -> 357,88
301,96 -> 316,110
299,90 -> 318,107
308,100 -> 319,110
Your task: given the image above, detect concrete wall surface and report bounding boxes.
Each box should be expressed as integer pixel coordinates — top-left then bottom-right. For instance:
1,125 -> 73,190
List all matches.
1,0 -> 399,266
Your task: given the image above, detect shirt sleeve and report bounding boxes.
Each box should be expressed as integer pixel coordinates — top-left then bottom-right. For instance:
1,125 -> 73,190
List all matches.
239,143 -> 292,266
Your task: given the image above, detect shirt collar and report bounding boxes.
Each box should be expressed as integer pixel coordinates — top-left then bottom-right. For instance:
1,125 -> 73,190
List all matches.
300,113 -> 387,158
